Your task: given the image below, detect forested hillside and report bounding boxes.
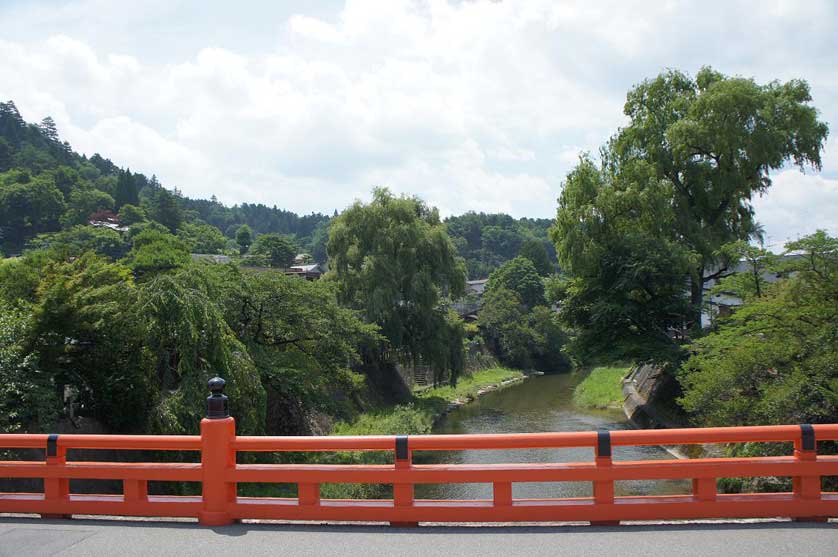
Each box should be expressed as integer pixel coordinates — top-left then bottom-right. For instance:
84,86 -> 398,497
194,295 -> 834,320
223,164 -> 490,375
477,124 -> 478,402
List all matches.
0,100 -> 553,272
0,100 -> 331,260
445,212 -> 557,279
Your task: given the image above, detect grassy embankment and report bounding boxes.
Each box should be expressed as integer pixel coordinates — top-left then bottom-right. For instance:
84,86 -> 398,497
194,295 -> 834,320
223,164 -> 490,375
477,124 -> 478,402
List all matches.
572,364 -> 632,409
332,366 -> 525,436
312,366 -> 524,498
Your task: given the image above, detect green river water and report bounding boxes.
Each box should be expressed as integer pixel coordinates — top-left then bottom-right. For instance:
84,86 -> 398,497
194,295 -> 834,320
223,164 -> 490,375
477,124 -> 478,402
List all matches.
415,372 -> 690,500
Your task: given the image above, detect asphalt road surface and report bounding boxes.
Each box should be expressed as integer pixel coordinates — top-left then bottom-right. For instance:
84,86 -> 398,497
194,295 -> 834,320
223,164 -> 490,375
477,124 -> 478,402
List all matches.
1,517 -> 836,556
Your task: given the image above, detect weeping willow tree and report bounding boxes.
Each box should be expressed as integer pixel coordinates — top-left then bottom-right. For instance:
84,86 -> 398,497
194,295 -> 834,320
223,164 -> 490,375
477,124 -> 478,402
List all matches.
137,270 -> 265,435
327,188 -> 467,386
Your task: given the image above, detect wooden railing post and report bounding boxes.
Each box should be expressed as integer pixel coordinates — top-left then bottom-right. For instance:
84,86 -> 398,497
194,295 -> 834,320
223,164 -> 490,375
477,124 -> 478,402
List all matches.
123,479 -> 148,505
390,435 -> 416,527
692,478 -> 716,502
493,481 -> 513,507
298,483 -> 320,506
199,377 -> 236,526
41,434 -> 70,519
793,424 -> 825,522
591,429 -> 618,526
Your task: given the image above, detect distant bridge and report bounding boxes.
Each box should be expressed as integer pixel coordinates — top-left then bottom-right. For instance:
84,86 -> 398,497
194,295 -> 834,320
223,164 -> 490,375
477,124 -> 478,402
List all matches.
1,379 -> 836,527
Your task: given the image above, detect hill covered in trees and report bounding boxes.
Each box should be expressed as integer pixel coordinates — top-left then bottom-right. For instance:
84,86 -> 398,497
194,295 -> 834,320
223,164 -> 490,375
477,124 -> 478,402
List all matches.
0,100 -> 332,261
0,100 -> 553,273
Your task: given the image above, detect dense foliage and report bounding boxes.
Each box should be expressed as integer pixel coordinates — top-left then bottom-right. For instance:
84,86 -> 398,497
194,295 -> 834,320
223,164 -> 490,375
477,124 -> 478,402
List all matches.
0,241 -> 375,435
445,212 -> 557,279
553,67 -> 829,360
552,156 -> 694,360
478,258 -> 571,372
678,231 -> 837,427
605,67 -> 828,323
327,188 -> 468,385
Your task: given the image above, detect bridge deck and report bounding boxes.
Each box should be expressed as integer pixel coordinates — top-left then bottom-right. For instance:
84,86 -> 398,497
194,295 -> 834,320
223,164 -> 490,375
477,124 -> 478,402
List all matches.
1,516 -> 835,557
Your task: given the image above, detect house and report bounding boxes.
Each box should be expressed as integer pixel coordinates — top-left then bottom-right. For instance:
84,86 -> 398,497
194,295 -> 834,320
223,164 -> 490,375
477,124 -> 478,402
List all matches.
451,278 -> 489,321
88,211 -> 129,233
700,254 -> 800,328
191,254 -> 231,264
465,279 -> 489,296
293,253 -> 313,265
285,263 -> 322,280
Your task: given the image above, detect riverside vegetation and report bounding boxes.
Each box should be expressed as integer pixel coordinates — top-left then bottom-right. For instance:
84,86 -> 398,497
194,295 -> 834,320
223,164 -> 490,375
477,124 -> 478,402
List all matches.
1,67 -> 836,496
572,365 -> 632,409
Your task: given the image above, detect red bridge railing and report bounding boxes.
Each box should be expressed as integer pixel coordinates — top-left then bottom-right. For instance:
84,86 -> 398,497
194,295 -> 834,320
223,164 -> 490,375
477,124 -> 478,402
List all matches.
0,378 -> 836,526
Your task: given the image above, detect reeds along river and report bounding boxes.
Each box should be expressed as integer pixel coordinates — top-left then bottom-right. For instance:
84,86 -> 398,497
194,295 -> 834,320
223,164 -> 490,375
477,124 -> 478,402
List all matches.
414,372 -> 689,500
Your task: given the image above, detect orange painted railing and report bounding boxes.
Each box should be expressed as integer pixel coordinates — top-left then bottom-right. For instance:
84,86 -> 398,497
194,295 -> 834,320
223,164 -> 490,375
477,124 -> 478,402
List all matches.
1,379 -> 836,526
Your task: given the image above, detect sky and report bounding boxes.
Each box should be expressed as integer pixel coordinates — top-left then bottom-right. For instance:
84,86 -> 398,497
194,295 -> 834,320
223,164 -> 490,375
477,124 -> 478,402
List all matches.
0,0 -> 836,248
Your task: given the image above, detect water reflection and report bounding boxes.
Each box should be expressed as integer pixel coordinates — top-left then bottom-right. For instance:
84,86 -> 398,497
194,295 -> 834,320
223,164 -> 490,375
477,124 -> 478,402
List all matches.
415,372 -> 689,500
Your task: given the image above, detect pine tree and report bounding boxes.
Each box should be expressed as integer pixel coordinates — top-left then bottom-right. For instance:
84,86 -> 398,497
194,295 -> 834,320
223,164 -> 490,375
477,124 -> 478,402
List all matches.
38,116 -> 60,142
114,169 -> 139,209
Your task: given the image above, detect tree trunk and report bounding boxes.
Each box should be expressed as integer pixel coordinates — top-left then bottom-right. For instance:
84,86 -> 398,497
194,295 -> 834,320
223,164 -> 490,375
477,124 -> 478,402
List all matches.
689,264 -> 705,330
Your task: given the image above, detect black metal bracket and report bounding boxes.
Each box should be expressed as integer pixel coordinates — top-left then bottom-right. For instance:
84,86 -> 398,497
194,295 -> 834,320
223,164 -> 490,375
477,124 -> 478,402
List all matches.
395,435 -> 409,460
46,434 -> 58,458
800,424 -> 815,451
596,430 -> 611,458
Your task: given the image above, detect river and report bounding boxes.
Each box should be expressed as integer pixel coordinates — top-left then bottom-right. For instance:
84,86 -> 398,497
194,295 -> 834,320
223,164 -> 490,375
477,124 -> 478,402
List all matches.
415,372 -> 689,500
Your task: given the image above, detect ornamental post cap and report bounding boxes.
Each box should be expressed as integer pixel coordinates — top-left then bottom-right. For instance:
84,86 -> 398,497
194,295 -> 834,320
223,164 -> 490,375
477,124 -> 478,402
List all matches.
208,377 -> 226,394
206,377 -> 229,419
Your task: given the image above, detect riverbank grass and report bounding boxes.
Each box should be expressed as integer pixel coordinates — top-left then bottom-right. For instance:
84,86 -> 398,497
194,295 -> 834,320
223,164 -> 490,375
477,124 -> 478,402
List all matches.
573,364 -> 632,409
324,367 -> 522,499
334,367 -> 524,436
415,366 -> 523,404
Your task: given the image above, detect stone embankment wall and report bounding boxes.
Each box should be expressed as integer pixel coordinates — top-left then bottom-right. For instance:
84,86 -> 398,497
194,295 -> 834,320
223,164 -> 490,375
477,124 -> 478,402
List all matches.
622,363 -> 720,459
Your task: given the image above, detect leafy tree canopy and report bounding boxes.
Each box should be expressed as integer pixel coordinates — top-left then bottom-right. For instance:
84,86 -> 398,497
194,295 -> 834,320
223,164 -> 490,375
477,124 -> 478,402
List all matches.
124,229 -> 190,275
250,233 -> 296,268
518,238 -> 553,276
679,231 -> 837,427
177,221 -> 227,255
486,256 -> 546,309
606,67 -> 829,319
327,188 -> 466,382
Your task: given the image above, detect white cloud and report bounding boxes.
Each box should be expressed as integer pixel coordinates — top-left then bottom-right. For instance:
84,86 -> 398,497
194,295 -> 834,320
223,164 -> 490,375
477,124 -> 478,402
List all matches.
753,170 -> 838,248
0,0 -> 835,245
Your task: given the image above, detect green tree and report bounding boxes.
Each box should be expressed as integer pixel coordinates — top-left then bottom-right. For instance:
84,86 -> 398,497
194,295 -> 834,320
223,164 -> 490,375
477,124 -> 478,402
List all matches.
552,157 -> 694,359
518,238 -> 553,276
309,221 -> 330,264
26,254 -> 151,431
177,222 -> 227,254
0,138 -> 13,172
251,233 -> 296,268
327,188 -> 466,383
0,172 -> 65,251
0,300 -> 59,432
52,166 -> 81,197
679,231 -> 837,428
143,187 -> 182,232
235,224 -> 253,255
60,188 -> 115,227
136,268 -> 265,434
209,266 -> 379,429
114,169 -> 139,209
118,204 -> 147,226
31,225 -> 128,260
477,287 -> 570,371
124,229 -> 190,276
711,241 -> 779,302
607,67 -> 829,323
486,256 -> 546,309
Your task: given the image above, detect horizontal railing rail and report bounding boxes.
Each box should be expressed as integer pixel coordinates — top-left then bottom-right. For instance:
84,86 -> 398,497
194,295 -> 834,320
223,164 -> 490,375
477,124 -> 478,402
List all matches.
0,378 -> 835,526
